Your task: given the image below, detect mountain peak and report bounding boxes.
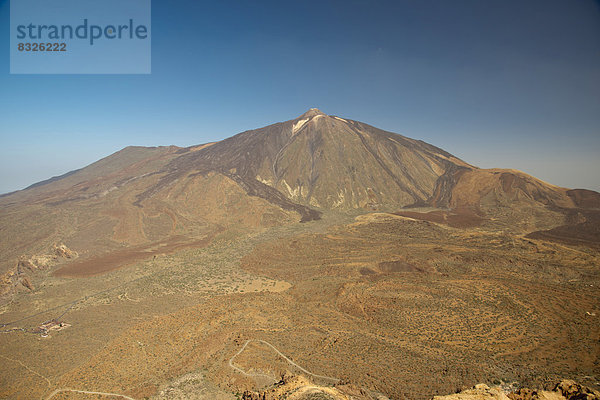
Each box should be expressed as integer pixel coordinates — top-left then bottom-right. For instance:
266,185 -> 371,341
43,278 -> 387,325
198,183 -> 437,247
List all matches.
299,108 -> 325,119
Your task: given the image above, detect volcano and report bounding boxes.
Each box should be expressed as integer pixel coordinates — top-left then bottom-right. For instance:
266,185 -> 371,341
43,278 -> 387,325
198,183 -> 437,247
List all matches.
1,109 -> 600,400
1,108 -> 599,277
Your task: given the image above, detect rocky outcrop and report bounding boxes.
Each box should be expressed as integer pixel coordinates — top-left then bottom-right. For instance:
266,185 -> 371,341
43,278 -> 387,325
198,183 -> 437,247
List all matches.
552,380 -> 600,400
434,384 -> 510,400
1,243 -> 78,301
54,243 -> 77,259
17,243 -> 78,271
435,381 -> 600,400
239,373 -> 389,400
508,388 -> 565,400
20,276 -> 34,291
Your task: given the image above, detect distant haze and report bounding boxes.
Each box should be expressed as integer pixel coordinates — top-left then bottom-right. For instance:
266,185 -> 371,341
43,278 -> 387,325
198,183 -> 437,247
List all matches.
0,0 -> 598,194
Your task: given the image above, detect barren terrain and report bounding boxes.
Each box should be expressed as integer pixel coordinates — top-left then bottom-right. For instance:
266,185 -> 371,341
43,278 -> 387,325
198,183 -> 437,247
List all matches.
1,211 -> 598,399
1,110 -> 599,399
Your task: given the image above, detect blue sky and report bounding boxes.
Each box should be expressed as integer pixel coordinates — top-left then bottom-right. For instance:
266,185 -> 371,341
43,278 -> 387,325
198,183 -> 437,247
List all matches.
1,0 -> 599,194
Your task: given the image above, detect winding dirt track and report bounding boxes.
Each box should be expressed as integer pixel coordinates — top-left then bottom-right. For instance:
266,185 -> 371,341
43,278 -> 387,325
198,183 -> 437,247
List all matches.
229,339 -> 340,383
0,354 -> 51,388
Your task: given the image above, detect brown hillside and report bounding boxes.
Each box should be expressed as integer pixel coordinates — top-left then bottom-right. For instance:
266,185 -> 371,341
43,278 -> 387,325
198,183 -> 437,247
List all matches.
153,108 -> 473,210
1,109 -> 599,400
0,108 -> 598,280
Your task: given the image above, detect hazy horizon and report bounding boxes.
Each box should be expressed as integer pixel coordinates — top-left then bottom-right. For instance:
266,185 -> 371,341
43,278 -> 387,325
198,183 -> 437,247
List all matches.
1,0 -> 599,194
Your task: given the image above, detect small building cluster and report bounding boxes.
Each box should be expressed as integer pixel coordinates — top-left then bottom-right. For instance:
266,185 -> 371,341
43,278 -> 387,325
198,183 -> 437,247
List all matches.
34,319 -> 70,337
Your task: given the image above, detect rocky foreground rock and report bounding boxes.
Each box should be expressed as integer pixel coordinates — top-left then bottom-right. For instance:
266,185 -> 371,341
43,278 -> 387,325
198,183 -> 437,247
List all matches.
434,380 -> 600,400
238,376 -> 600,400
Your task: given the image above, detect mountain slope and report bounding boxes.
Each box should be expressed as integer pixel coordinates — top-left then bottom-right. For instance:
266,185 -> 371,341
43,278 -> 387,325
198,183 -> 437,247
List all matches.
1,109 -> 600,400
159,108 -> 473,210
1,108 -> 599,284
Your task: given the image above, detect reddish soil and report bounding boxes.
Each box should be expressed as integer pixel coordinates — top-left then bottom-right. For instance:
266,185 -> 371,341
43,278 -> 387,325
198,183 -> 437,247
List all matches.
567,189 -> 600,209
53,231 -> 220,278
377,260 -> 422,273
359,267 -> 377,275
526,209 -> 600,249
